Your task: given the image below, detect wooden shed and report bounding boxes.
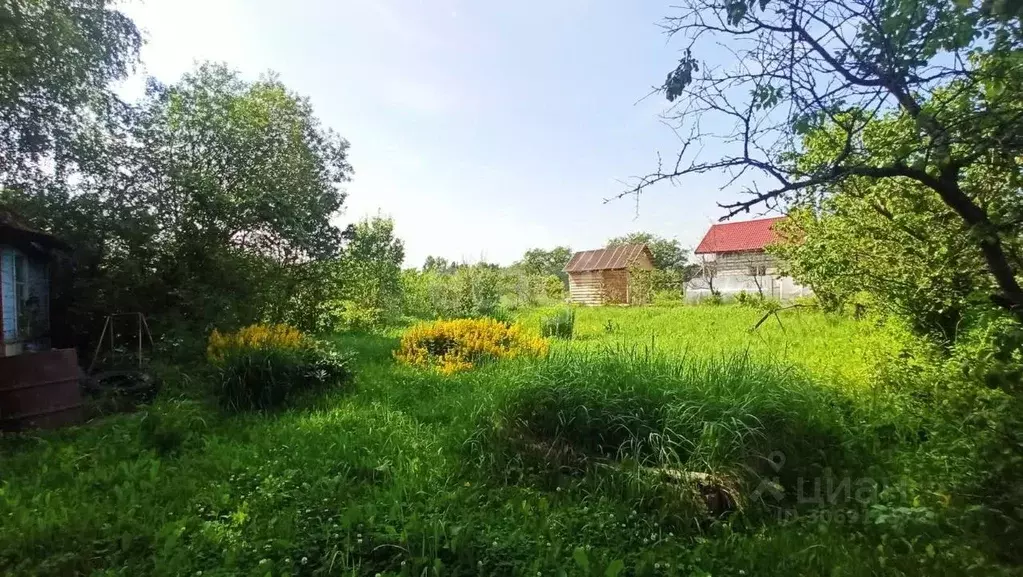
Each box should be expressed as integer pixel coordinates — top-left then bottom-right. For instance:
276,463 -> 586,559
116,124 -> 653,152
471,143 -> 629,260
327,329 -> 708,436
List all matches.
563,244 -> 655,306
1,208 -> 70,356
0,207 -> 82,431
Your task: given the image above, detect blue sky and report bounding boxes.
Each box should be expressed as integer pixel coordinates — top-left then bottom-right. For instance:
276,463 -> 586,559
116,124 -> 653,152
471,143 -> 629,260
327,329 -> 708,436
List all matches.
121,0 -> 757,266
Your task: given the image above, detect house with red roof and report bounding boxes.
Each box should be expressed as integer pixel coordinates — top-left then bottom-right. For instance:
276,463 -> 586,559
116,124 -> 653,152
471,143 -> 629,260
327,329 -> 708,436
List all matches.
687,216 -> 810,301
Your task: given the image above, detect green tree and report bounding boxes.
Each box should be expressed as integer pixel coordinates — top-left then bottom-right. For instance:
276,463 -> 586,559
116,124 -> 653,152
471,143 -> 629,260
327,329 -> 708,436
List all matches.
625,0 -> 1023,324
423,256 -> 458,274
285,215 -> 405,332
339,215 -> 406,317
770,112 -> 1003,343
607,232 -> 689,273
518,246 -> 573,280
0,0 -> 141,183
5,62 -> 354,344
135,63 -> 351,262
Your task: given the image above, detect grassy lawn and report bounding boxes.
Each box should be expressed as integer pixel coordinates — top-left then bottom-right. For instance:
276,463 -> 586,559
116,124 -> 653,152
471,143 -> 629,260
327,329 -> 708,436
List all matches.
515,306 -> 893,388
0,307 -> 1010,576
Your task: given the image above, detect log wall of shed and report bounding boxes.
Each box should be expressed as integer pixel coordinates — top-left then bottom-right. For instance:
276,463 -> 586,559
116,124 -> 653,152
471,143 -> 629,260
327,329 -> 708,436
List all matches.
569,270 -> 650,305
602,270 -> 629,304
567,271 -> 604,305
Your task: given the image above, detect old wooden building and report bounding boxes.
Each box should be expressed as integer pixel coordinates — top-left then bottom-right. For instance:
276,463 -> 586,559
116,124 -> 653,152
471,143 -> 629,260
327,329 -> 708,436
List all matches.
687,216 -> 811,302
0,207 -> 82,431
1,208 -> 69,357
563,244 -> 655,306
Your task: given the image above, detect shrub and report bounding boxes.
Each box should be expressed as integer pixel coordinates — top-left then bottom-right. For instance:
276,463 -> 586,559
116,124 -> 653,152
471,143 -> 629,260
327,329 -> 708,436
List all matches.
314,299 -> 383,332
540,308 -> 575,339
207,324 -> 352,410
400,265 -> 508,320
504,273 -> 566,309
735,290 -> 755,307
394,318 -> 548,374
541,274 -> 565,301
454,265 -> 504,318
206,323 -> 309,363
652,289 -> 685,307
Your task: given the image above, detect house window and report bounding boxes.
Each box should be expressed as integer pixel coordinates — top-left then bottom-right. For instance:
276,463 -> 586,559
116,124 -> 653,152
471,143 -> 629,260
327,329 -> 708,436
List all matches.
14,252 -> 26,323
748,265 -> 767,276
2,249 -> 48,342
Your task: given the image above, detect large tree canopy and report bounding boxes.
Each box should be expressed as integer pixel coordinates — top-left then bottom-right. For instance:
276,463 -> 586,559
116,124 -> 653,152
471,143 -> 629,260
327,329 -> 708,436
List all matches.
0,0 -> 141,183
629,0 -> 1023,323
131,64 -> 352,262
4,62 -> 354,343
517,246 -> 573,280
769,109 -> 1016,342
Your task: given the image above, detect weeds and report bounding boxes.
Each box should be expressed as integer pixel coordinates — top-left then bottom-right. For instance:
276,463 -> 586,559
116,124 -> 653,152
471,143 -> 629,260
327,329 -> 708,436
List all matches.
208,324 -> 353,410
0,307 -> 1015,576
471,349 -> 887,522
540,308 -> 575,339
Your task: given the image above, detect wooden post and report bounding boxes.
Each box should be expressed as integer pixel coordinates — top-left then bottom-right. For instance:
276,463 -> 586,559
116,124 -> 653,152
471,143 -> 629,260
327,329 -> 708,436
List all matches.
140,315 -> 155,347
88,316 -> 110,373
137,313 -> 142,368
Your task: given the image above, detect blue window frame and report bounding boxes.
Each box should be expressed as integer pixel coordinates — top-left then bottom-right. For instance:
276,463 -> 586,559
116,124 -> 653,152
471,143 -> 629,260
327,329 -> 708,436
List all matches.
1,247 -> 49,343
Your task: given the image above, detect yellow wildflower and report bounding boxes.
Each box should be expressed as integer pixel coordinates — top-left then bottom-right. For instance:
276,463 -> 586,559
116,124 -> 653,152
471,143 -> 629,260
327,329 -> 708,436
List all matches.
394,318 -> 548,373
207,323 -> 310,363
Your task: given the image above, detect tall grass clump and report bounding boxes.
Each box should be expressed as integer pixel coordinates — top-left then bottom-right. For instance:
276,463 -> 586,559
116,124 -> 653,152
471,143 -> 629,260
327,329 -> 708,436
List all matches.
540,307 -> 575,339
472,347 -> 904,521
208,324 -> 353,410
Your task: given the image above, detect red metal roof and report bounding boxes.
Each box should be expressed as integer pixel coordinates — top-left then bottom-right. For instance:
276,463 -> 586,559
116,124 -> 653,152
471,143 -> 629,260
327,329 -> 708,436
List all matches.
694,216 -> 786,254
564,244 -> 652,273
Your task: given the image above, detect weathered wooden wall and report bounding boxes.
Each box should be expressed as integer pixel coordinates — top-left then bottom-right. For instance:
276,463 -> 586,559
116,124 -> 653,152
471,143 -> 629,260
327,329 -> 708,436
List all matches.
602,270 -> 628,304
568,271 -> 605,305
713,251 -> 779,275
566,248 -> 656,306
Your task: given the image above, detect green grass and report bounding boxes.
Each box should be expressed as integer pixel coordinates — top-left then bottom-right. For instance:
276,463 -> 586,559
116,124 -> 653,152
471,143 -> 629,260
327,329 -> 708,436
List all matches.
514,305 -> 894,389
0,306 -> 1017,576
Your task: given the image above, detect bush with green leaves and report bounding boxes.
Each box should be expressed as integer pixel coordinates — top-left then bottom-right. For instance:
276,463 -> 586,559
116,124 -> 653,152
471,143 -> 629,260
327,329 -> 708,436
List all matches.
214,343 -> 352,411
652,288 -> 685,307
281,216 -> 405,333
540,308 -> 575,339
707,290 -> 724,305
312,299 -> 384,333
6,62 -> 355,351
504,272 -> 567,309
401,263 -> 506,320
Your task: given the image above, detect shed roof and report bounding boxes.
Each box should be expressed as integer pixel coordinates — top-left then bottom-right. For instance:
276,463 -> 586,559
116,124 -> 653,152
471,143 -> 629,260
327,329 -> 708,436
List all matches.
694,216 -> 785,254
0,206 -> 69,251
564,244 -> 652,273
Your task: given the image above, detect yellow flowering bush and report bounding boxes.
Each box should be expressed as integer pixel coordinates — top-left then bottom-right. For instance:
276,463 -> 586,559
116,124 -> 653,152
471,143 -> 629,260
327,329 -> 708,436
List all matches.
394,318 -> 549,374
206,323 -> 310,363
206,323 -> 353,410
